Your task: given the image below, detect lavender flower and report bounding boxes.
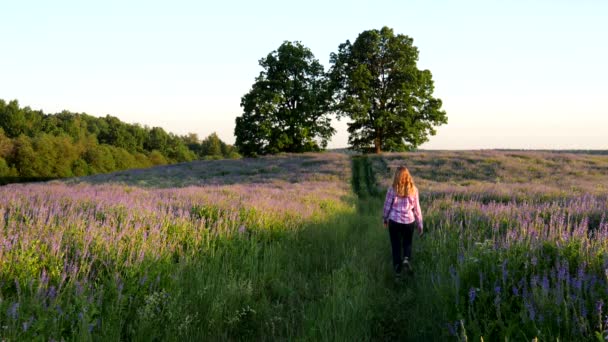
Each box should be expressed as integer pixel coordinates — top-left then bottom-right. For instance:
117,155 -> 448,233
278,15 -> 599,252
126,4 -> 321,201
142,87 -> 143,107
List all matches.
541,275 -> 550,294
469,287 -> 477,303
525,300 -> 536,321
7,302 -> 19,320
47,286 -> 57,300
582,306 -> 588,318
447,321 -> 458,336
449,265 -> 457,280
22,319 -> 31,332
139,274 -> 148,286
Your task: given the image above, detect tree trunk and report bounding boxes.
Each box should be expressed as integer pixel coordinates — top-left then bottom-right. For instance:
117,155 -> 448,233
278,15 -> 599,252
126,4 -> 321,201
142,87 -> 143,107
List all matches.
374,136 -> 382,154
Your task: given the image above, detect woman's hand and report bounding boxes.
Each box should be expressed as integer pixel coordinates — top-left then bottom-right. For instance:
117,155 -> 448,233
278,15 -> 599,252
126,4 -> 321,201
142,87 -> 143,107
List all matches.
417,226 -> 423,237
383,219 -> 388,228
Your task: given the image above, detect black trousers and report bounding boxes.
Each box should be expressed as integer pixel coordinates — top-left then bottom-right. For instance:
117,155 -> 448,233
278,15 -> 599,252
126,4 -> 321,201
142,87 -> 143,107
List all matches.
388,219 -> 416,273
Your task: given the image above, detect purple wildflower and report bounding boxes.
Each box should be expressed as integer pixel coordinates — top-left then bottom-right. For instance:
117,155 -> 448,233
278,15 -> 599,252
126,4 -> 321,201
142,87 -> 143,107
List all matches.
494,286 -> 501,307
582,305 -> 588,318
501,260 -> 508,285
75,281 -> 84,296
525,300 -> 536,321
7,302 -> 19,320
449,265 -> 457,279
469,287 -> 477,303
22,316 -> 34,332
541,274 -> 550,294
40,269 -> 49,286
557,261 -> 568,282
48,285 -> 57,300
447,321 -> 458,336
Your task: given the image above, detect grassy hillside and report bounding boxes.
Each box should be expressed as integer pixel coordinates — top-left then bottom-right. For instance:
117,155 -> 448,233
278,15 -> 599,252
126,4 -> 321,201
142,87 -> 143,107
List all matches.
1,150 -> 608,340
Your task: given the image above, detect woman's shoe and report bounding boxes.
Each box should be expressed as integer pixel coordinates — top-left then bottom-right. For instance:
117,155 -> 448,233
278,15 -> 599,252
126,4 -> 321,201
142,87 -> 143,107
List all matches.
403,257 -> 413,274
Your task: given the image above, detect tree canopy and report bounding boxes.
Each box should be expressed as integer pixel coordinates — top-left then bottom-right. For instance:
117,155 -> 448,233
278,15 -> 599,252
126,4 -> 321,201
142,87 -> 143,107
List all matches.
234,41 -> 335,156
329,27 -> 447,153
0,99 -> 239,183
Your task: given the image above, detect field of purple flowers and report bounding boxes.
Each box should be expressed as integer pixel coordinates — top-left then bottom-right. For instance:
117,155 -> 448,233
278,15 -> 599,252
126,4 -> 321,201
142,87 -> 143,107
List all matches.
373,151 -> 608,340
2,150 -> 608,340
0,153 -> 358,340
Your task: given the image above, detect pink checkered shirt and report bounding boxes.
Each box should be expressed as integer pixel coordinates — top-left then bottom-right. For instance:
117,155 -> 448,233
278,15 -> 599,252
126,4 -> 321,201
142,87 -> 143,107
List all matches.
383,187 -> 423,230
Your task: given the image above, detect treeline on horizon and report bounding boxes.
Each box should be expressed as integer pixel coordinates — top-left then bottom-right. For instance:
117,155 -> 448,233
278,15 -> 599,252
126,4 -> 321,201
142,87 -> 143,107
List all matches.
0,99 -> 239,184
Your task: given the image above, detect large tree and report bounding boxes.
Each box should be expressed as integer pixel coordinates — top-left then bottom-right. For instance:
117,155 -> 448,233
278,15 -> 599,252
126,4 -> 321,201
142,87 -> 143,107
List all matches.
330,27 -> 447,153
234,41 -> 334,156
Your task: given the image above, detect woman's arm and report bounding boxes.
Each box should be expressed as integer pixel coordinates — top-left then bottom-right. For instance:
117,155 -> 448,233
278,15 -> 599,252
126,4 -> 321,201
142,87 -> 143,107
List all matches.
383,187 -> 394,222
414,188 -> 423,233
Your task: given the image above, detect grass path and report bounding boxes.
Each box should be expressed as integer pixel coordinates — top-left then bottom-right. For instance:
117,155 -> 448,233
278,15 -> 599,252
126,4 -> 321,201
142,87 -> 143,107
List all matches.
157,155 -> 443,341
369,155 -> 452,341
349,156 -> 440,341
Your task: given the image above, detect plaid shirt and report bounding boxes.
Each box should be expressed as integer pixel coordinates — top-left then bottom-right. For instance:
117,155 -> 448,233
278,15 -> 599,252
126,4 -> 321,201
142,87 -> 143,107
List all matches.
383,187 -> 423,230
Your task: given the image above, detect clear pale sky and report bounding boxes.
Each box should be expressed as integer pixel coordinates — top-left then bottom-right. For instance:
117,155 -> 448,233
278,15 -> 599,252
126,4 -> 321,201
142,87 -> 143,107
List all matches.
1,0 -> 606,149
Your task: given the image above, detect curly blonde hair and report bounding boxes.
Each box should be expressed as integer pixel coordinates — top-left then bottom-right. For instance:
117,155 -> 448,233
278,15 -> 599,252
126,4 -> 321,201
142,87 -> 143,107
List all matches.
392,166 -> 416,197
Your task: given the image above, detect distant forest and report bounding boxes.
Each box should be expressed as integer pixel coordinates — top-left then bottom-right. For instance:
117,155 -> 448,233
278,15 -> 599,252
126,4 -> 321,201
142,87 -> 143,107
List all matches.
0,99 -> 239,183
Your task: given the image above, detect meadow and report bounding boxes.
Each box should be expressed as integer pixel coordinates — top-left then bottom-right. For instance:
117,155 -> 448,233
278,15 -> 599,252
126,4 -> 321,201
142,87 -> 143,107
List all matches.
374,151 -> 608,340
1,150 -> 608,340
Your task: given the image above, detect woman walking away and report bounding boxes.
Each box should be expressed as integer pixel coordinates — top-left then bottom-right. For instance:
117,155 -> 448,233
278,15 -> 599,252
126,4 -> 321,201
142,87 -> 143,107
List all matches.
383,166 -> 423,280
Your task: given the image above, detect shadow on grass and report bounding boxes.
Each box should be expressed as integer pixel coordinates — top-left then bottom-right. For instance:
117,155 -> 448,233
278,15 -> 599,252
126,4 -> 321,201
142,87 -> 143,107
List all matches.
101,155 -> 407,341
103,194 -> 396,341
0,176 -> 58,185
62,153 -> 351,189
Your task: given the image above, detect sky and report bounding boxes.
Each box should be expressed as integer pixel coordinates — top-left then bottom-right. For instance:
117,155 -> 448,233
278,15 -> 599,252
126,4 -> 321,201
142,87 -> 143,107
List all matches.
1,0 -> 606,149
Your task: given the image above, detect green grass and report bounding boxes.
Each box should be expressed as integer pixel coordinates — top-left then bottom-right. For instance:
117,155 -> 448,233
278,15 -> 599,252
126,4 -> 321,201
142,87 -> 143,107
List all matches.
0,154 -> 412,340
125,156 -> 402,341
9,150 -> 607,340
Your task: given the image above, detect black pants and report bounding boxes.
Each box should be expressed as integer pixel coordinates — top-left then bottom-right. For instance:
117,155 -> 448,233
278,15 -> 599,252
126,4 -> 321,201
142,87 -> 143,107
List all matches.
388,219 -> 416,273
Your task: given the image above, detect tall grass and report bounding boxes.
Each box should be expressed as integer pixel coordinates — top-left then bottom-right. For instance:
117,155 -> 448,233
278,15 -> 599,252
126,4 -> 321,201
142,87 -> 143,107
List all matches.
375,151 -> 608,341
0,153 -> 395,340
3,150 -> 607,340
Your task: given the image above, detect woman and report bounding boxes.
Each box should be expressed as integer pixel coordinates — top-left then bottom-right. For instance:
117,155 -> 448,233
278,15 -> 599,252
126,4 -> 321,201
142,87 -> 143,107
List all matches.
383,166 -> 423,279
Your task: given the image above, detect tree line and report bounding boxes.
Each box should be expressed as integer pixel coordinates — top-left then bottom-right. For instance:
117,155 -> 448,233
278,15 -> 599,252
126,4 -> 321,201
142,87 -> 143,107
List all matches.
0,99 -> 238,183
235,26 -> 448,156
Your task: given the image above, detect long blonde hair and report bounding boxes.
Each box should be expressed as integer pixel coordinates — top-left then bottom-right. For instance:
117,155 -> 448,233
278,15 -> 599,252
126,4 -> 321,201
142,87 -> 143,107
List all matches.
392,166 -> 416,197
